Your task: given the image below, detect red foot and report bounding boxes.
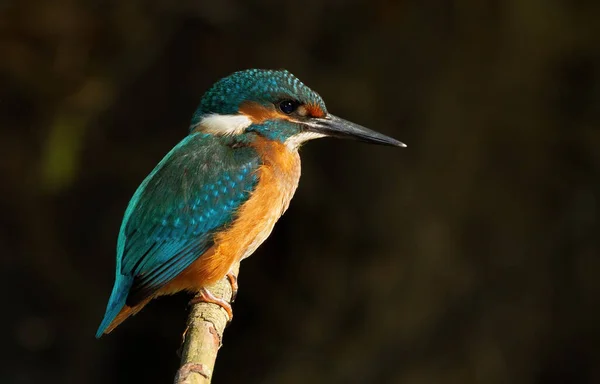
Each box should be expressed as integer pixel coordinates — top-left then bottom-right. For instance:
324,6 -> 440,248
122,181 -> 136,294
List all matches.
189,288 -> 233,321
226,272 -> 238,302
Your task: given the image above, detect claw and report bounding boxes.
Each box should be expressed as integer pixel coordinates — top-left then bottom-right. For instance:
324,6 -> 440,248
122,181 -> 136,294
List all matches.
226,272 -> 238,302
189,288 -> 233,321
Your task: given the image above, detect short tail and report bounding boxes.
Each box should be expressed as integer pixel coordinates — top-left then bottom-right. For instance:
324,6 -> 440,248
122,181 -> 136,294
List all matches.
96,275 -> 133,338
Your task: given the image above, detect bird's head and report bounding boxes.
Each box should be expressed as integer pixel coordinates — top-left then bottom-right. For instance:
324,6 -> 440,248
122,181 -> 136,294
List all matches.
191,69 -> 405,149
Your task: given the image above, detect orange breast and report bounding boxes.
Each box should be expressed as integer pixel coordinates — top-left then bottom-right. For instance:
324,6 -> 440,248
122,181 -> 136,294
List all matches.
162,137 -> 301,294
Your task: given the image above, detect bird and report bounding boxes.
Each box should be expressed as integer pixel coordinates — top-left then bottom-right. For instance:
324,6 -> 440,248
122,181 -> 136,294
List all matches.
96,69 -> 405,338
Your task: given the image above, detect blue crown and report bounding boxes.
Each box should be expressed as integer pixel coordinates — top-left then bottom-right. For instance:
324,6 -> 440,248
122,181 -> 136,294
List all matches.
190,69 -> 327,128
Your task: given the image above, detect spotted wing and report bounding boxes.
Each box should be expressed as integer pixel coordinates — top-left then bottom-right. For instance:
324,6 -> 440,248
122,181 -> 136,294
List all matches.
118,134 -> 260,305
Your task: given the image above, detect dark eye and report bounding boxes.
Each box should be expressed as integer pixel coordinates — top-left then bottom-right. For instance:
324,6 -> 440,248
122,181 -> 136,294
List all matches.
279,100 -> 299,114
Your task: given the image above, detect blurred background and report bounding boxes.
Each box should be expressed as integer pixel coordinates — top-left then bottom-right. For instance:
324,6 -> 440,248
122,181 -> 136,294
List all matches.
2,0 -> 600,383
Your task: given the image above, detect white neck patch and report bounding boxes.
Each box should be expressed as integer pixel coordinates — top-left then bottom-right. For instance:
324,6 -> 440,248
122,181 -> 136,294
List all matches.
195,114 -> 253,136
285,131 -> 326,150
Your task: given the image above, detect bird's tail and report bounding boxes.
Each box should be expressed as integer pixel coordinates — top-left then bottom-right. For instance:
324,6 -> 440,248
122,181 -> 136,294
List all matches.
96,275 -> 133,338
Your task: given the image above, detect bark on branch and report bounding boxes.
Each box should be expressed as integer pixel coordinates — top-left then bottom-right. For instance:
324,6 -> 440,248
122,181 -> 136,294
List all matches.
174,263 -> 239,384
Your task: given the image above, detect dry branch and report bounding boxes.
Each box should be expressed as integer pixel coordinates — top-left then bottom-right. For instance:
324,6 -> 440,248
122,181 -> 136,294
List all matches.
174,263 -> 239,384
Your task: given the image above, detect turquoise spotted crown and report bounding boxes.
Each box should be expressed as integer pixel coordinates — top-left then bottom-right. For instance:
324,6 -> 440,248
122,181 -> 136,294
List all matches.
190,69 -> 327,128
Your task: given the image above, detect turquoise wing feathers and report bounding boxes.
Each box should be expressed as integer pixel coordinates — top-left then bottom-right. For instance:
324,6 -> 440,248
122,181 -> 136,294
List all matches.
97,133 -> 259,337
120,134 -> 259,303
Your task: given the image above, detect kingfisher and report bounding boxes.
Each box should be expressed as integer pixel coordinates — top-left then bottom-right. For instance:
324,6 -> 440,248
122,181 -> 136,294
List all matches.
96,69 -> 405,338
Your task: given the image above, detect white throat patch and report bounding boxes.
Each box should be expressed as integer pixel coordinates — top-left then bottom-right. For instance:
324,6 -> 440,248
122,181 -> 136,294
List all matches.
195,114 -> 253,136
285,131 -> 326,150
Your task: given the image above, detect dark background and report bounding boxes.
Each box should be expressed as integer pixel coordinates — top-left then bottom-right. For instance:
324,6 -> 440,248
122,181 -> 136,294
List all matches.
2,1 -> 600,383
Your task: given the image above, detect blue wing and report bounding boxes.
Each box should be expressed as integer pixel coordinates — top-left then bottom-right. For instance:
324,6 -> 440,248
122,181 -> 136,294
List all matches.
97,133 -> 259,336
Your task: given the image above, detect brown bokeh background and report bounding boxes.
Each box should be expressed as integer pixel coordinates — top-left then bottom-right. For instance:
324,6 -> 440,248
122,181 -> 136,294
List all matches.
2,1 -> 600,383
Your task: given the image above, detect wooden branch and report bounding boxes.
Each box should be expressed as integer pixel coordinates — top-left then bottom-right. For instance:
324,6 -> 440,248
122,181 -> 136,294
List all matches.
174,263 -> 239,384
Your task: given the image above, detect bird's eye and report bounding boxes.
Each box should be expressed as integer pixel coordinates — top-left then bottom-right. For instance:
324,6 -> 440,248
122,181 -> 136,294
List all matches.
279,100 -> 299,114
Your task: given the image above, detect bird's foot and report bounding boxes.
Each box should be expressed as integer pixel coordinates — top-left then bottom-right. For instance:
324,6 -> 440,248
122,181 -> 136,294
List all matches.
189,288 -> 233,322
226,272 -> 238,302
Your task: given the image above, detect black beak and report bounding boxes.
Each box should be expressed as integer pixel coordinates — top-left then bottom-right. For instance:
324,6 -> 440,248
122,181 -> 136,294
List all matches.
306,114 -> 406,147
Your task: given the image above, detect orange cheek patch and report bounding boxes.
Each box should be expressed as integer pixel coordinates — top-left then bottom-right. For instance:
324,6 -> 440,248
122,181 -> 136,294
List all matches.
239,101 -> 291,124
305,103 -> 325,118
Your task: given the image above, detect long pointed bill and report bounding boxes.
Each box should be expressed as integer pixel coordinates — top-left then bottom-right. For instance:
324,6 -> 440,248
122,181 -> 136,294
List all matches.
306,114 -> 406,147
